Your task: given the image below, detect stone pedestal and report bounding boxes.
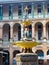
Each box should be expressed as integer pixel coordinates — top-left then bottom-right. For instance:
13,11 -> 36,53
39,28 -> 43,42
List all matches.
16,53 -> 38,65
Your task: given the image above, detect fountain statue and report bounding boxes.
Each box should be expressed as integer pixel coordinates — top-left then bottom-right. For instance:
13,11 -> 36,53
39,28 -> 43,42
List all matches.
13,6 -> 40,65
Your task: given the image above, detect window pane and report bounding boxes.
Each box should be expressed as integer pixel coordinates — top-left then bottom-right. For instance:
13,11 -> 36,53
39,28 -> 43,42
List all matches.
38,25 -> 42,29
37,4 -> 41,8
37,4 -> 41,13
28,9 -> 31,14
38,8 -> 41,13
38,30 -> 42,40
28,5 -> 31,14
18,9 -> 22,15
48,8 -> 49,13
18,5 -> 22,16
9,6 -> 12,16
0,7 -> 2,20
38,25 -> 42,40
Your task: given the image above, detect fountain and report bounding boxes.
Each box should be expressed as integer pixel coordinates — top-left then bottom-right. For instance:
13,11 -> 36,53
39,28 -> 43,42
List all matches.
13,6 -> 40,65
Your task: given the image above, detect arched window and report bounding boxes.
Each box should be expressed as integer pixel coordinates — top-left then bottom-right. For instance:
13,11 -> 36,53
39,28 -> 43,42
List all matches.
3,24 -> 10,41
35,22 -> 43,40
13,23 -> 21,41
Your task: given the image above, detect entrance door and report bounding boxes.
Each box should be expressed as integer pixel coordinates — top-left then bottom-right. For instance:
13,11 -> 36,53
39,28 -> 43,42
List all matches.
3,51 -> 9,65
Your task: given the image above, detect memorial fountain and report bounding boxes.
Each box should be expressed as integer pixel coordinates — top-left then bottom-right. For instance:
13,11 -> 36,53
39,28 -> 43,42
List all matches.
13,6 -> 40,65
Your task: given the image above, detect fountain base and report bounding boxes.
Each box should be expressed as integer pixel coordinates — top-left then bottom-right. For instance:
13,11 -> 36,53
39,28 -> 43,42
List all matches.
16,53 -> 38,65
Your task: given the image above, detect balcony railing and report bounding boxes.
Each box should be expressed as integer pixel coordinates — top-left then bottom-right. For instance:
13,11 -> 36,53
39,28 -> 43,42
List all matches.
3,16 -> 9,20
2,40 -> 10,45
34,13 -> 43,18
0,13 -> 49,21
45,13 -> 49,18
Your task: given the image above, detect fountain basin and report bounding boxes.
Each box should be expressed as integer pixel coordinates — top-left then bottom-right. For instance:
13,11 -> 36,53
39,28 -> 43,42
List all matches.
16,53 -> 38,65
13,41 -> 40,49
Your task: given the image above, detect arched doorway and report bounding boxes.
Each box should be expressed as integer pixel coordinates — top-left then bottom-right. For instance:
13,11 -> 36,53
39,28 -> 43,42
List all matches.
3,50 -> 10,65
36,50 -> 44,58
35,22 -> 43,41
3,24 -> 10,43
36,50 -> 44,65
13,23 -> 21,41
13,50 -> 20,58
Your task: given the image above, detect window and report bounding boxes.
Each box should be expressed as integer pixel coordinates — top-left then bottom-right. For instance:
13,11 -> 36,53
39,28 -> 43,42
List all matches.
38,29 -> 42,40
48,8 -> 49,13
38,8 -> 41,13
9,5 -> 13,19
38,25 -> 42,40
28,5 -> 32,14
37,4 -> 42,13
47,4 -> 49,13
9,6 -> 12,17
0,6 -> 2,20
18,5 -> 22,16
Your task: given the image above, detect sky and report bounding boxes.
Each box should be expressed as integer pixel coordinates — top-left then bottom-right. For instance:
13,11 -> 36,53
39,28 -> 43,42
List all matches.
0,0 -> 48,1
0,0 -> 48,2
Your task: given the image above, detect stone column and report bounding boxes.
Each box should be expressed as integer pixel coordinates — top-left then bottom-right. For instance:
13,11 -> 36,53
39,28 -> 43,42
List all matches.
10,26 -> 13,42
21,24 -> 23,39
42,44 -> 47,65
32,3 -> 34,18
42,23 -> 47,64
42,22 -> 47,65
0,25 -> 2,44
43,2 -> 45,18
9,44 -> 13,65
32,24 -> 35,41
43,24 -> 47,43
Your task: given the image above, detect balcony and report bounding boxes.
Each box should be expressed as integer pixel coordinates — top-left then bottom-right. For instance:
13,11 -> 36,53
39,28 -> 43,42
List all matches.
34,13 -> 43,19
0,13 -> 49,21
3,16 -> 9,20
45,13 -> 49,18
